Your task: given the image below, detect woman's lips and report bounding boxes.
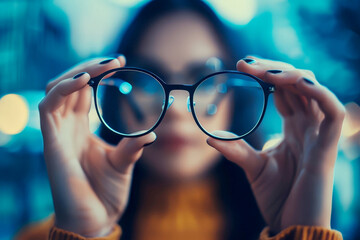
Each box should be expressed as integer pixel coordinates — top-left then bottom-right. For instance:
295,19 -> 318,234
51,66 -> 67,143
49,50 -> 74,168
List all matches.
154,135 -> 194,151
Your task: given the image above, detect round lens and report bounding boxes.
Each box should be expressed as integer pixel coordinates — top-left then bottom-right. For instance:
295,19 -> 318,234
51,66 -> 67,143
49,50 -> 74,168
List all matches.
96,69 -> 165,136
193,72 -> 265,139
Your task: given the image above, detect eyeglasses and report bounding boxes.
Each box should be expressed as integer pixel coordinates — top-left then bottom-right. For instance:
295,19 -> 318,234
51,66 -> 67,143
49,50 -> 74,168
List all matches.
88,67 -> 275,141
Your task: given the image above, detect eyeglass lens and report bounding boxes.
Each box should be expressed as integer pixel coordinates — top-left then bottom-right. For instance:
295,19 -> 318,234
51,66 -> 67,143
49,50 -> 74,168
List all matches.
193,73 -> 265,138
96,70 -> 166,136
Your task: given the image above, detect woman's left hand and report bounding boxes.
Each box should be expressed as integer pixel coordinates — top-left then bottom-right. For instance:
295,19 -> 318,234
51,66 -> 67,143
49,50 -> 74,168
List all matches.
207,56 -> 345,233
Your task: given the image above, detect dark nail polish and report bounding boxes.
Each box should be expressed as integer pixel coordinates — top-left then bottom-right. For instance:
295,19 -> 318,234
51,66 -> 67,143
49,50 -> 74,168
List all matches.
143,140 -> 155,147
242,58 -> 256,64
303,77 -> 314,85
73,72 -> 85,79
99,58 -> 115,64
267,70 -> 283,74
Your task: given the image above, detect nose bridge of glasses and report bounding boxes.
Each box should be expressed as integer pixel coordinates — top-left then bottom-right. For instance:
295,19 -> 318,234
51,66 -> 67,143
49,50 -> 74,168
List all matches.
167,84 -> 193,91
166,84 -> 193,110
166,89 -> 194,113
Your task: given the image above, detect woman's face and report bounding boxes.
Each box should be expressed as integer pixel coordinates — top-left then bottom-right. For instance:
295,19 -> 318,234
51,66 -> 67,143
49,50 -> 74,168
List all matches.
133,11 -> 230,181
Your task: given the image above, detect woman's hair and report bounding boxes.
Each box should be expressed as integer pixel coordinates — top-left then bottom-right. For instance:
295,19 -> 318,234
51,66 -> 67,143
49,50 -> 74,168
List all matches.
100,0 -> 265,239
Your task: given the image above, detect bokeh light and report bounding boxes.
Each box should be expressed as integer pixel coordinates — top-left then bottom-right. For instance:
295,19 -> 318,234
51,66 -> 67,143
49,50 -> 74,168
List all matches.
0,94 -> 29,135
207,0 -> 257,25
342,102 -> 360,138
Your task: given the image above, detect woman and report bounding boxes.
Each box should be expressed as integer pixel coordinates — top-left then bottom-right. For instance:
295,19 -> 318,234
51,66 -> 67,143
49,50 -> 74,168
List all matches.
17,0 -> 345,239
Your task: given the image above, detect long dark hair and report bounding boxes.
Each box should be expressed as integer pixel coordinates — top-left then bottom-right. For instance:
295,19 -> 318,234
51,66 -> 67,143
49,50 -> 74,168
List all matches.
100,0 -> 265,239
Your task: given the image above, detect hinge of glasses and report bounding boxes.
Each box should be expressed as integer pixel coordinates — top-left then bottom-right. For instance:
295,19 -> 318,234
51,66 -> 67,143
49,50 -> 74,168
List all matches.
268,86 -> 275,92
88,79 -> 95,86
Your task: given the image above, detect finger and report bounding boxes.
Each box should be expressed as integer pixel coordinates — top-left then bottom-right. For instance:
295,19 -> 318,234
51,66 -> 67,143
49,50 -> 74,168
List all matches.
307,98 -> 322,120
117,54 -> 126,67
273,87 -> 293,117
296,78 -> 345,147
206,131 -> 265,183
264,68 -> 318,86
46,55 -> 126,94
283,90 -> 307,113
236,56 -> 295,80
38,73 -> 90,144
39,73 -> 90,113
265,69 -> 317,114
107,132 -> 157,174
245,56 -> 296,69
73,85 -> 92,113
63,91 -> 79,116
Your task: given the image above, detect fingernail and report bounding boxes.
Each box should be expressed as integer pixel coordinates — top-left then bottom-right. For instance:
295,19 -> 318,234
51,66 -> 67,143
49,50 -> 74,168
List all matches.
73,72 -> 86,79
143,140 -> 156,147
303,77 -> 314,85
99,58 -> 115,64
267,70 -> 283,74
242,58 -> 256,64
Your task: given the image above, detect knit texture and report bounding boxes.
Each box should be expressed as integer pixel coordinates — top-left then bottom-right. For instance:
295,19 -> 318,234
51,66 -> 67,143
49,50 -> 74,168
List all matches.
260,226 -> 342,240
48,225 -> 121,240
45,224 -> 343,240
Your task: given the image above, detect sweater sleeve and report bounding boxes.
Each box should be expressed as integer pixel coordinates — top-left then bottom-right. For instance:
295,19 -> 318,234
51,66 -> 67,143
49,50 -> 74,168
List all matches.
37,224 -> 342,240
48,225 -> 121,240
14,215 -> 121,240
15,215 -> 55,240
259,226 -> 343,240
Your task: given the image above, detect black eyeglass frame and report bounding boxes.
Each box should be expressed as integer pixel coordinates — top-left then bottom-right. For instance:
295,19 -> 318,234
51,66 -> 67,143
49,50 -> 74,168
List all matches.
88,67 -> 275,141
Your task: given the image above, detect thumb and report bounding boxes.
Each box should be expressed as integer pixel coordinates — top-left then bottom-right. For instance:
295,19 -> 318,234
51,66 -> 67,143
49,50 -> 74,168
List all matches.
108,132 -> 157,174
207,131 -> 265,182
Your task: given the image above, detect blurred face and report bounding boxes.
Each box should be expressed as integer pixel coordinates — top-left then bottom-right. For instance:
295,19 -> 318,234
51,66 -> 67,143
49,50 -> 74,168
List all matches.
133,11 -> 230,181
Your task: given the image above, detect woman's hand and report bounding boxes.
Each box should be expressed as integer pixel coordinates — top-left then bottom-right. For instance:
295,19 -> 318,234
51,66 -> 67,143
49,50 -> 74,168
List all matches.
207,56 -> 345,233
39,56 -> 156,237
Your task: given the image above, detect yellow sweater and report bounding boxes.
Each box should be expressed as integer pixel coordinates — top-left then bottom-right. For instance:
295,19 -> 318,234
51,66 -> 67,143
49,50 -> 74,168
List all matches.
16,178 -> 342,240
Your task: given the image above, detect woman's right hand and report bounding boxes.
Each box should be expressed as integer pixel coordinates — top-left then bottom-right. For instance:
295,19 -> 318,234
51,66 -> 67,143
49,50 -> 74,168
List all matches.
38,56 -> 156,237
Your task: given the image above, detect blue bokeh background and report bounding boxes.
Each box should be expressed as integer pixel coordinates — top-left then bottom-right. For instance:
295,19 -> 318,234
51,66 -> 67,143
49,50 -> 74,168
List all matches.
0,0 -> 359,239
